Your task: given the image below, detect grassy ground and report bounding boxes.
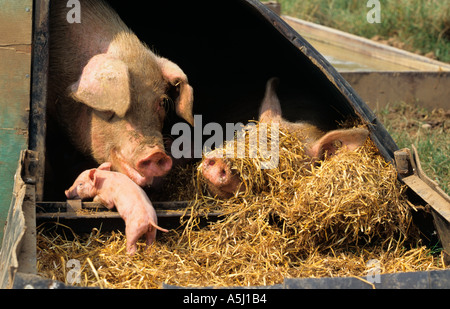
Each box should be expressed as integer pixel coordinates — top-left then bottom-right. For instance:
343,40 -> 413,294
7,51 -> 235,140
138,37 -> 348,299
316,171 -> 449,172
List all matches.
376,102 -> 449,195
276,0 -> 450,194
278,0 -> 450,63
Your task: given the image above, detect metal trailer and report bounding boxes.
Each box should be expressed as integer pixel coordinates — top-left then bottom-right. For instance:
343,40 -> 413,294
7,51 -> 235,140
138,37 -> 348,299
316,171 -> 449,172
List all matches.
0,0 -> 449,289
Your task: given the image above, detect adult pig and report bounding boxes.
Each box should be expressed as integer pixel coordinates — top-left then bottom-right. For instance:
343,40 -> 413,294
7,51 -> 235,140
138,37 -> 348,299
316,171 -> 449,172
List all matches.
48,0 -> 194,188
201,77 -> 369,198
65,163 -> 169,255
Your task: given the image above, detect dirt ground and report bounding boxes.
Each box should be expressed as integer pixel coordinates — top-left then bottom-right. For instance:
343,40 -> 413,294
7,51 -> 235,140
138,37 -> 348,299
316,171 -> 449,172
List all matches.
379,102 -> 450,135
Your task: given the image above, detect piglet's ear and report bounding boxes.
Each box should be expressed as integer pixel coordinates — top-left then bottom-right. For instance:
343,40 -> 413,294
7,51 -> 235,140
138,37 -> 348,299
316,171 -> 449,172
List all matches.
88,168 -> 102,189
157,57 -> 194,126
70,54 -> 131,118
88,169 -> 96,182
308,128 -> 369,159
259,77 -> 282,123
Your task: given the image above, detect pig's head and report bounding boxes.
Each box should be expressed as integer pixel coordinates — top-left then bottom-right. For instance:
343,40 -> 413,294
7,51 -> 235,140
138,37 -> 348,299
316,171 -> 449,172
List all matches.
68,47 -> 194,187
65,162 -> 112,199
201,77 -> 369,198
201,155 -> 244,198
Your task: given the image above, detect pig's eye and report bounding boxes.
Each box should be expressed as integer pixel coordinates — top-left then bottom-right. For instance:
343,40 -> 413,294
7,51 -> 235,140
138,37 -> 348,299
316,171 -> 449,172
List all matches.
78,183 -> 84,188
103,111 -> 115,121
159,96 -> 171,112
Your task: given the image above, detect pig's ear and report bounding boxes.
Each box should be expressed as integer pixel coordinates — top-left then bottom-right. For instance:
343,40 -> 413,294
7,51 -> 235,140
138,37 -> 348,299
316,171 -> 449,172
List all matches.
307,128 -> 369,159
70,54 -> 131,118
88,168 -> 102,189
157,57 -> 194,126
98,162 -> 112,171
259,77 -> 282,123
88,169 -> 97,182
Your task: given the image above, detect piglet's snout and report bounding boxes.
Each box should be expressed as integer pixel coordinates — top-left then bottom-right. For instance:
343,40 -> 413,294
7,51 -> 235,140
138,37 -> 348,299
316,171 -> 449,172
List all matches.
65,188 -> 77,199
137,151 -> 173,178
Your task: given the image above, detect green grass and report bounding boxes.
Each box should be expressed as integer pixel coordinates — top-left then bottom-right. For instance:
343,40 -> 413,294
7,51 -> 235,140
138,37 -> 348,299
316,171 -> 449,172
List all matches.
278,0 -> 450,63
376,102 -> 450,196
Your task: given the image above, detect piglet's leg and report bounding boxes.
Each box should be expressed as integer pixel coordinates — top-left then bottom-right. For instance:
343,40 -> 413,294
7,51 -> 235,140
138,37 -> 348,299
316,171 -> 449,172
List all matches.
145,228 -> 157,248
125,225 -> 140,255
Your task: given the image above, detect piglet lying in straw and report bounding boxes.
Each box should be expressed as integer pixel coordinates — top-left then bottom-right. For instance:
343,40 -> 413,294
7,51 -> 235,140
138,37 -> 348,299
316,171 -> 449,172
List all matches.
65,162 -> 168,255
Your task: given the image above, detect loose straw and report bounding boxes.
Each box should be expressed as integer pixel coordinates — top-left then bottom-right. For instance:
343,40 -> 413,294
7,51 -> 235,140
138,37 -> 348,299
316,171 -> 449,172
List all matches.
37,123 -> 447,288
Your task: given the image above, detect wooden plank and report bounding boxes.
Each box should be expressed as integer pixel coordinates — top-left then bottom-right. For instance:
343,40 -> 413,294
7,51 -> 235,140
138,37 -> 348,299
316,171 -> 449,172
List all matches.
411,144 -> 450,205
17,184 -> 37,275
280,17 -> 450,111
0,47 -> 31,129
396,145 -> 450,262
0,49 -> 31,130
0,131 -> 28,238
403,175 -> 450,223
0,151 -> 27,288
0,0 -> 33,244
395,146 -> 450,224
341,71 -> 450,110
0,0 -> 33,45
283,16 -> 450,72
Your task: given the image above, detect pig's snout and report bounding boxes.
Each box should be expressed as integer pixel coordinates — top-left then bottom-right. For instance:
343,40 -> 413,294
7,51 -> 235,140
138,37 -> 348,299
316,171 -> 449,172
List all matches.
65,187 -> 78,199
203,158 -> 229,184
137,151 -> 173,179
65,189 -> 73,199
202,157 -> 243,198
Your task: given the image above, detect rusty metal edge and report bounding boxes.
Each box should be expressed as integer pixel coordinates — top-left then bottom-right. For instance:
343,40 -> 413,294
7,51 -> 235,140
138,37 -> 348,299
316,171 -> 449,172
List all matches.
29,0 -> 50,202
35,200 -> 222,220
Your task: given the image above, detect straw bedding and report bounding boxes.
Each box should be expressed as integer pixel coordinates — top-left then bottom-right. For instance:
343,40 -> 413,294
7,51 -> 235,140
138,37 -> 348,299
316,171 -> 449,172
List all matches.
37,123 -> 447,288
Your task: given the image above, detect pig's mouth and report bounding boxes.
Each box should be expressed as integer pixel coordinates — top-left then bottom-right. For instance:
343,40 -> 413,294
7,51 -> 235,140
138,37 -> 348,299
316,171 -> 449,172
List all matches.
110,151 -> 151,187
121,162 -> 150,187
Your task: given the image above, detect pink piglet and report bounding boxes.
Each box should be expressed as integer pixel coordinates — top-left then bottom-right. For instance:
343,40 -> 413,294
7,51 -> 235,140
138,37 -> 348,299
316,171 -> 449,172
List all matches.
65,162 -> 168,255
